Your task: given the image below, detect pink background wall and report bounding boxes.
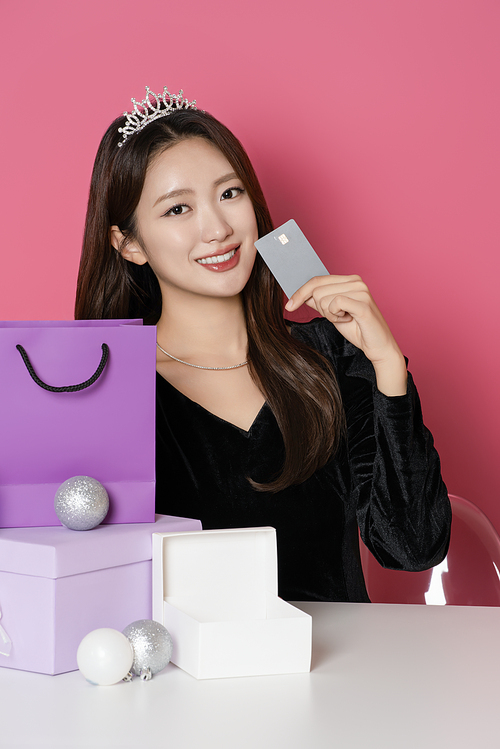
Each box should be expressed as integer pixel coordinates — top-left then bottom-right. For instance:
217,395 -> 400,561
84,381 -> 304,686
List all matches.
1,1 -> 499,527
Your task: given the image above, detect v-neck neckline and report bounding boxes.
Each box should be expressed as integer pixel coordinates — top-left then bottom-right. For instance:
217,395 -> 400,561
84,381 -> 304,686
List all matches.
156,371 -> 268,436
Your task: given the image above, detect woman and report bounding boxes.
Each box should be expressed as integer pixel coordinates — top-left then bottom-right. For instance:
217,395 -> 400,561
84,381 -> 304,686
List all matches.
75,86 -> 451,602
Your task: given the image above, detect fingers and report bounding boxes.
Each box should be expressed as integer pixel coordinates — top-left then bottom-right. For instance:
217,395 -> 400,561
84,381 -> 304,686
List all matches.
306,292 -> 371,324
285,274 -> 380,331
285,275 -> 364,311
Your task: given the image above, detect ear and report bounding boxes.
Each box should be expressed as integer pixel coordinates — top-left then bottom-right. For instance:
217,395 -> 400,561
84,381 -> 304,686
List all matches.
110,226 -> 148,266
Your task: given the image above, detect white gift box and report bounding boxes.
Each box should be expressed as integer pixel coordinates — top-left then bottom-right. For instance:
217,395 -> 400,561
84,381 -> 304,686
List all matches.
152,527 -> 312,679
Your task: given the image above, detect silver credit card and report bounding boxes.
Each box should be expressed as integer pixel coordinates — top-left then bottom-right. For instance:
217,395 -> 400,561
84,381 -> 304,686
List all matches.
254,219 -> 329,298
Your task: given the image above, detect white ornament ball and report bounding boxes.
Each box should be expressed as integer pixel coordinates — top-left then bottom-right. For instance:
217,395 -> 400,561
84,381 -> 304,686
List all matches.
54,476 -> 109,530
77,628 -> 134,685
122,619 -> 173,678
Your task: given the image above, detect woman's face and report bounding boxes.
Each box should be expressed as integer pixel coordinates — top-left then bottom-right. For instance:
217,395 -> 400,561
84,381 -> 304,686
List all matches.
117,137 -> 259,302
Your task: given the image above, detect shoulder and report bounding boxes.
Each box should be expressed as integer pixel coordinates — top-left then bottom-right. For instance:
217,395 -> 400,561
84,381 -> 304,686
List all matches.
289,317 -> 378,385
290,317 -> 358,362
289,317 -> 351,354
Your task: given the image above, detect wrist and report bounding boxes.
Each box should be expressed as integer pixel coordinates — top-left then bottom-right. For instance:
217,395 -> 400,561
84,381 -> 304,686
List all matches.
372,352 -> 408,397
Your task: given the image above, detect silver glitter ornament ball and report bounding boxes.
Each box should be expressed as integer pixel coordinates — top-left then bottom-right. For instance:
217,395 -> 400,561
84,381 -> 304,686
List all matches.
122,620 -> 173,678
54,476 -> 109,531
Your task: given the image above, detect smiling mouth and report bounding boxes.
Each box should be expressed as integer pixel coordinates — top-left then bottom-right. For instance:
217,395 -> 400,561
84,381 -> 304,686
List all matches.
196,248 -> 238,265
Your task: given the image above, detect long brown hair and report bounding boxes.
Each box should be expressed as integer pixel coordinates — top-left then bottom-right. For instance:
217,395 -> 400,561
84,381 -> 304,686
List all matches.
75,108 -> 345,491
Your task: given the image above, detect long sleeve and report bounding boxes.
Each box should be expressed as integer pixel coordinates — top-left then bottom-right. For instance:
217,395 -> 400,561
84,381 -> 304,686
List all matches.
347,372 -> 451,570
292,317 -> 452,573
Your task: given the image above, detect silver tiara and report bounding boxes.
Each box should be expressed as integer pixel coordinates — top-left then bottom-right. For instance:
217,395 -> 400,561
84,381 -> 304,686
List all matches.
117,86 -> 197,147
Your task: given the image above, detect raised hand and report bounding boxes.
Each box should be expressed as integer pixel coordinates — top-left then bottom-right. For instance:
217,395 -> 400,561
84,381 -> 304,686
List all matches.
285,275 -> 408,396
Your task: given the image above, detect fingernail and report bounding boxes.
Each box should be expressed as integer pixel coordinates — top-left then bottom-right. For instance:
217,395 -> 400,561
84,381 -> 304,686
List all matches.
285,299 -> 293,311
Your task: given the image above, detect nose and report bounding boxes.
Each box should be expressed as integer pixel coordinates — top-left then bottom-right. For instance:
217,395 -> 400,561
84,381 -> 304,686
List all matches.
199,203 -> 233,244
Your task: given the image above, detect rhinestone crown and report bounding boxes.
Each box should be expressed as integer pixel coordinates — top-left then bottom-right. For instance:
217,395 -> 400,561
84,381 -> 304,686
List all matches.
117,86 -> 197,147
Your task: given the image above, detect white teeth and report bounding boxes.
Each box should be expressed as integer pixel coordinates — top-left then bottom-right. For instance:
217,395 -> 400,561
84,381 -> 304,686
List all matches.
196,249 -> 236,265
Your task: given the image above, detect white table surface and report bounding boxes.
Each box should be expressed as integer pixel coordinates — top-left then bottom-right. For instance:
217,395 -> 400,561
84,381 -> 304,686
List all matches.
1,601 -> 499,749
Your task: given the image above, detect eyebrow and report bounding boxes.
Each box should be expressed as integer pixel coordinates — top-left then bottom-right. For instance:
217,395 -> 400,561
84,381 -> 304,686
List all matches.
153,172 -> 239,208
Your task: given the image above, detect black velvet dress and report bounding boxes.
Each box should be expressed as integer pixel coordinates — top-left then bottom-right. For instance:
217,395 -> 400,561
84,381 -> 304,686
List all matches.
155,318 -> 451,602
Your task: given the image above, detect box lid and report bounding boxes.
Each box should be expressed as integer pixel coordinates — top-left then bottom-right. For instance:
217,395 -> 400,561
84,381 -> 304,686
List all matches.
153,527 -> 279,610
0,514 -> 201,579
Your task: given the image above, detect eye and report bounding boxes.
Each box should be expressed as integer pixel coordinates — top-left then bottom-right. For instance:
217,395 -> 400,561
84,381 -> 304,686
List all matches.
221,187 -> 244,201
163,204 -> 189,217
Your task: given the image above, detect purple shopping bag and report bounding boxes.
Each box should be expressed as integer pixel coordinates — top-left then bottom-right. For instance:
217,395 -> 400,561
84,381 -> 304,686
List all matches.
0,320 -> 157,528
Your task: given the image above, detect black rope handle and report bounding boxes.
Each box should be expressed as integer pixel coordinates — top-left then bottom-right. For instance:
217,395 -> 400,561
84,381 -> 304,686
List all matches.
16,343 -> 109,393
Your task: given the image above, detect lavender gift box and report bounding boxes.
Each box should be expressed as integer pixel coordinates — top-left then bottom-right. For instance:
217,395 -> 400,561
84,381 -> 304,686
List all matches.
0,514 -> 201,675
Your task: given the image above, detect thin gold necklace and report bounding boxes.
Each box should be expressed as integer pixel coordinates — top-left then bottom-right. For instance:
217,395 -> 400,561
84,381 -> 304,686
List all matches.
156,342 -> 248,371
